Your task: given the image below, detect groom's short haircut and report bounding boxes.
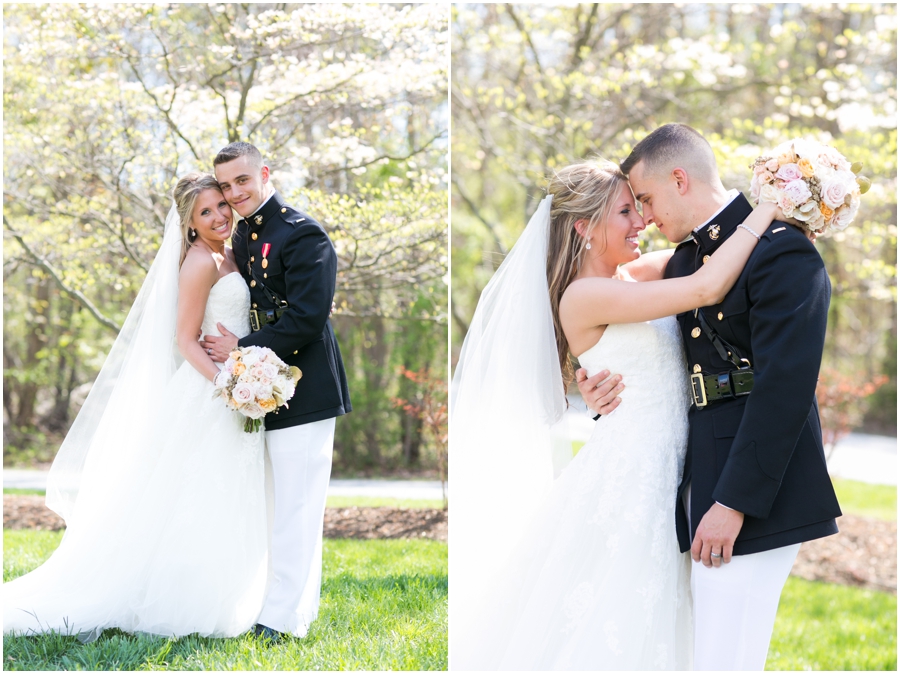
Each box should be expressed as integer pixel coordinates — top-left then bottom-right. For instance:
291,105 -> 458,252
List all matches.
214,141 -> 264,170
620,123 -> 717,185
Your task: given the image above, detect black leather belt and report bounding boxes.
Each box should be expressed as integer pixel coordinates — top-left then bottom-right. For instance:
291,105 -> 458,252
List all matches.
249,308 -> 285,332
690,369 -> 754,408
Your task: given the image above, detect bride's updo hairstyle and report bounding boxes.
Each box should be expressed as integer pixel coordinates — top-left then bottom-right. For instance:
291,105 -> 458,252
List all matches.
546,160 -> 627,389
173,172 -> 224,267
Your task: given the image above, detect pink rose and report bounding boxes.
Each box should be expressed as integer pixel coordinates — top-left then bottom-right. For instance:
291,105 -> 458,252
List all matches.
777,195 -> 795,218
232,383 -> 254,405
760,172 -> 774,184
754,163 -> 769,176
781,179 -> 812,207
821,171 -> 854,209
765,159 -> 780,172
262,363 -> 279,379
775,163 -> 803,182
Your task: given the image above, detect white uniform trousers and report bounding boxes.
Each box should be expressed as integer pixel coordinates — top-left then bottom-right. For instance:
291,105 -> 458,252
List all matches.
257,417 -> 335,637
686,484 -> 800,670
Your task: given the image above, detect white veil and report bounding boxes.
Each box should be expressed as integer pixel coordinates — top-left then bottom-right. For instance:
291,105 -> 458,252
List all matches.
45,205 -> 184,525
449,195 -> 568,649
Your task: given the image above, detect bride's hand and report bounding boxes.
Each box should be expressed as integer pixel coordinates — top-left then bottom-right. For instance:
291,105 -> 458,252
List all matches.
771,206 -> 817,243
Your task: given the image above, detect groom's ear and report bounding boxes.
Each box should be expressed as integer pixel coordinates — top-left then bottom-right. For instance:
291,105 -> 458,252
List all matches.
260,165 -> 270,183
671,168 -> 689,195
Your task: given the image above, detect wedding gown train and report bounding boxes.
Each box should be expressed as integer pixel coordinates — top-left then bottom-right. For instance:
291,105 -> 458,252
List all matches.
4,272 -> 269,639
455,317 -> 693,670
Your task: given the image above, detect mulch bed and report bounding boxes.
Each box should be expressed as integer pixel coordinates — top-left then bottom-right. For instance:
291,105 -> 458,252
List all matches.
4,496 -> 894,591
792,514 -> 896,594
2,495 -> 447,541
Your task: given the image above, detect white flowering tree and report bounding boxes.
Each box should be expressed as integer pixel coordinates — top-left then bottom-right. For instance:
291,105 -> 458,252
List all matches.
451,3 -> 896,432
4,3 -> 448,471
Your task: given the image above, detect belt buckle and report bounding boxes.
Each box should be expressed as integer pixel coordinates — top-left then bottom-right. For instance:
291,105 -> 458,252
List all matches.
690,373 -> 708,408
249,309 -> 261,332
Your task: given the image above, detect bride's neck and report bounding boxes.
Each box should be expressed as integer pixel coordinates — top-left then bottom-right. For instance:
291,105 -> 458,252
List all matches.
576,254 -> 619,281
196,238 -> 226,257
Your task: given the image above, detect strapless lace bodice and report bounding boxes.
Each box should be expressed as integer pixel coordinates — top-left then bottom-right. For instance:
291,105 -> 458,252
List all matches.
577,316 -> 690,421
201,272 -> 251,339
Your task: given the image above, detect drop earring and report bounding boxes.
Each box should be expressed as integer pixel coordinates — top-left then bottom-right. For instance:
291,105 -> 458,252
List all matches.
585,240 -> 592,250
190,228 -> 196,237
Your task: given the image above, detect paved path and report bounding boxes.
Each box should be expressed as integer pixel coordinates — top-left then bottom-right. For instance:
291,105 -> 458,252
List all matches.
561,405 -> 896,486
2,470 -> 444,500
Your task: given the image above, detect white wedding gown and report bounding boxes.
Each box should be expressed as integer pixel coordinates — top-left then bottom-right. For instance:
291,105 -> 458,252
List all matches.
4,272 -> 269,639
457,317 -> 693,670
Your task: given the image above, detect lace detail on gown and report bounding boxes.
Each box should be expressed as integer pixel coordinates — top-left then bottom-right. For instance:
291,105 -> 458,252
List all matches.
456,317 -> 693,670
4,272 -> 268,639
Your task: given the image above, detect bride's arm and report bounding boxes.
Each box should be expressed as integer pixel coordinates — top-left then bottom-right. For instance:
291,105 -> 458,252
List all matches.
176,252 -> 222,383
560,202 -> 779,329
618,248 -> 676,282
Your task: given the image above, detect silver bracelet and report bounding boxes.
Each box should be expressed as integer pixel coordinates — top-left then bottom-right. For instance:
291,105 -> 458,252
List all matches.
737,223 -> 761,240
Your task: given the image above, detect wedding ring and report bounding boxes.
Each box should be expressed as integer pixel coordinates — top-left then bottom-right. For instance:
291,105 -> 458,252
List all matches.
710,552 -> 722,558
207,348 -> 212,355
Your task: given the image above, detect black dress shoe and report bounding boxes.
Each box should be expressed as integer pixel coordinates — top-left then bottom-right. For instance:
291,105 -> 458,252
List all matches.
251,623 -> 283,643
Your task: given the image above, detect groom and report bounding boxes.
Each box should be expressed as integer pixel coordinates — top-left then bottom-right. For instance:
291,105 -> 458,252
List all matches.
579,124 -> 841,670
202,141 -> 351,641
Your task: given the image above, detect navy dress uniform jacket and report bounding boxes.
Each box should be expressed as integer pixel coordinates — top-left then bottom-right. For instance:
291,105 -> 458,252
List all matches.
665,193 -> 840,556
233,191 -> 351,430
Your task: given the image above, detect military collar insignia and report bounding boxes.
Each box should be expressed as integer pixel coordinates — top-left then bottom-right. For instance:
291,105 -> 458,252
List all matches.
693,193 -> 754,255
254,214 -> 263,226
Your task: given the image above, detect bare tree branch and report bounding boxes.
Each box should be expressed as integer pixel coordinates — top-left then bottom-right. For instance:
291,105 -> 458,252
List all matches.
4,216 -> 121,334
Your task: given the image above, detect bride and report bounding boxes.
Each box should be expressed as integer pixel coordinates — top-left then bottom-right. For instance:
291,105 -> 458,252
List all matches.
450,160 -> 783,669
4,173 -> 269,640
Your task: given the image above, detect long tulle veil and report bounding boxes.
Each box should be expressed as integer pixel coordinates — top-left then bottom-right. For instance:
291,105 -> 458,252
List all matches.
45,205 -> 183,525
450,195 -> 569,661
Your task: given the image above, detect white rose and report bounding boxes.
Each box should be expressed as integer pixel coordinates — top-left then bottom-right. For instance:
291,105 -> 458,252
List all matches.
832,200 -> 859,231
759,183 -> 779,204
242,350 -> 260,367
242,401 -> 266,419
262,363 -> 279,379
791,201 -> 818,222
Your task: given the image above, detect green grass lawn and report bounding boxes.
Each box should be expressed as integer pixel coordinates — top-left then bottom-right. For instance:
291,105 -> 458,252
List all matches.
768,576 -> 897,670
831,478 -> 897,521
3,530 -> 446,671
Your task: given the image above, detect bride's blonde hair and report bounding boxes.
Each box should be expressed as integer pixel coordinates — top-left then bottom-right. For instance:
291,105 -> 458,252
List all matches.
546,160 -> 627,391
173,172 -> 225,267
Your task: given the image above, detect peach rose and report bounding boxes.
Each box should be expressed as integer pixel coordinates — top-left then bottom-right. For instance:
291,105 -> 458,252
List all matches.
797,158 -> 816,178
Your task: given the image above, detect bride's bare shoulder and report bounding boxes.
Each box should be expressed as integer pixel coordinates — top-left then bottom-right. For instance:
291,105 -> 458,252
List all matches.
179,246 -> 218,286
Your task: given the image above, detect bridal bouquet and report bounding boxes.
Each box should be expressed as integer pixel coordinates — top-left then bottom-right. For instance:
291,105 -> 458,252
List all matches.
750,139 -> 871,235
213,346 -> 302,432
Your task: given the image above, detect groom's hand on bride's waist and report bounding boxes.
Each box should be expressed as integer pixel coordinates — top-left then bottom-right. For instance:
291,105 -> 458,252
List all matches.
199,323 -> 239,362
691,503 -> 745,568
576,368 -> 624,418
